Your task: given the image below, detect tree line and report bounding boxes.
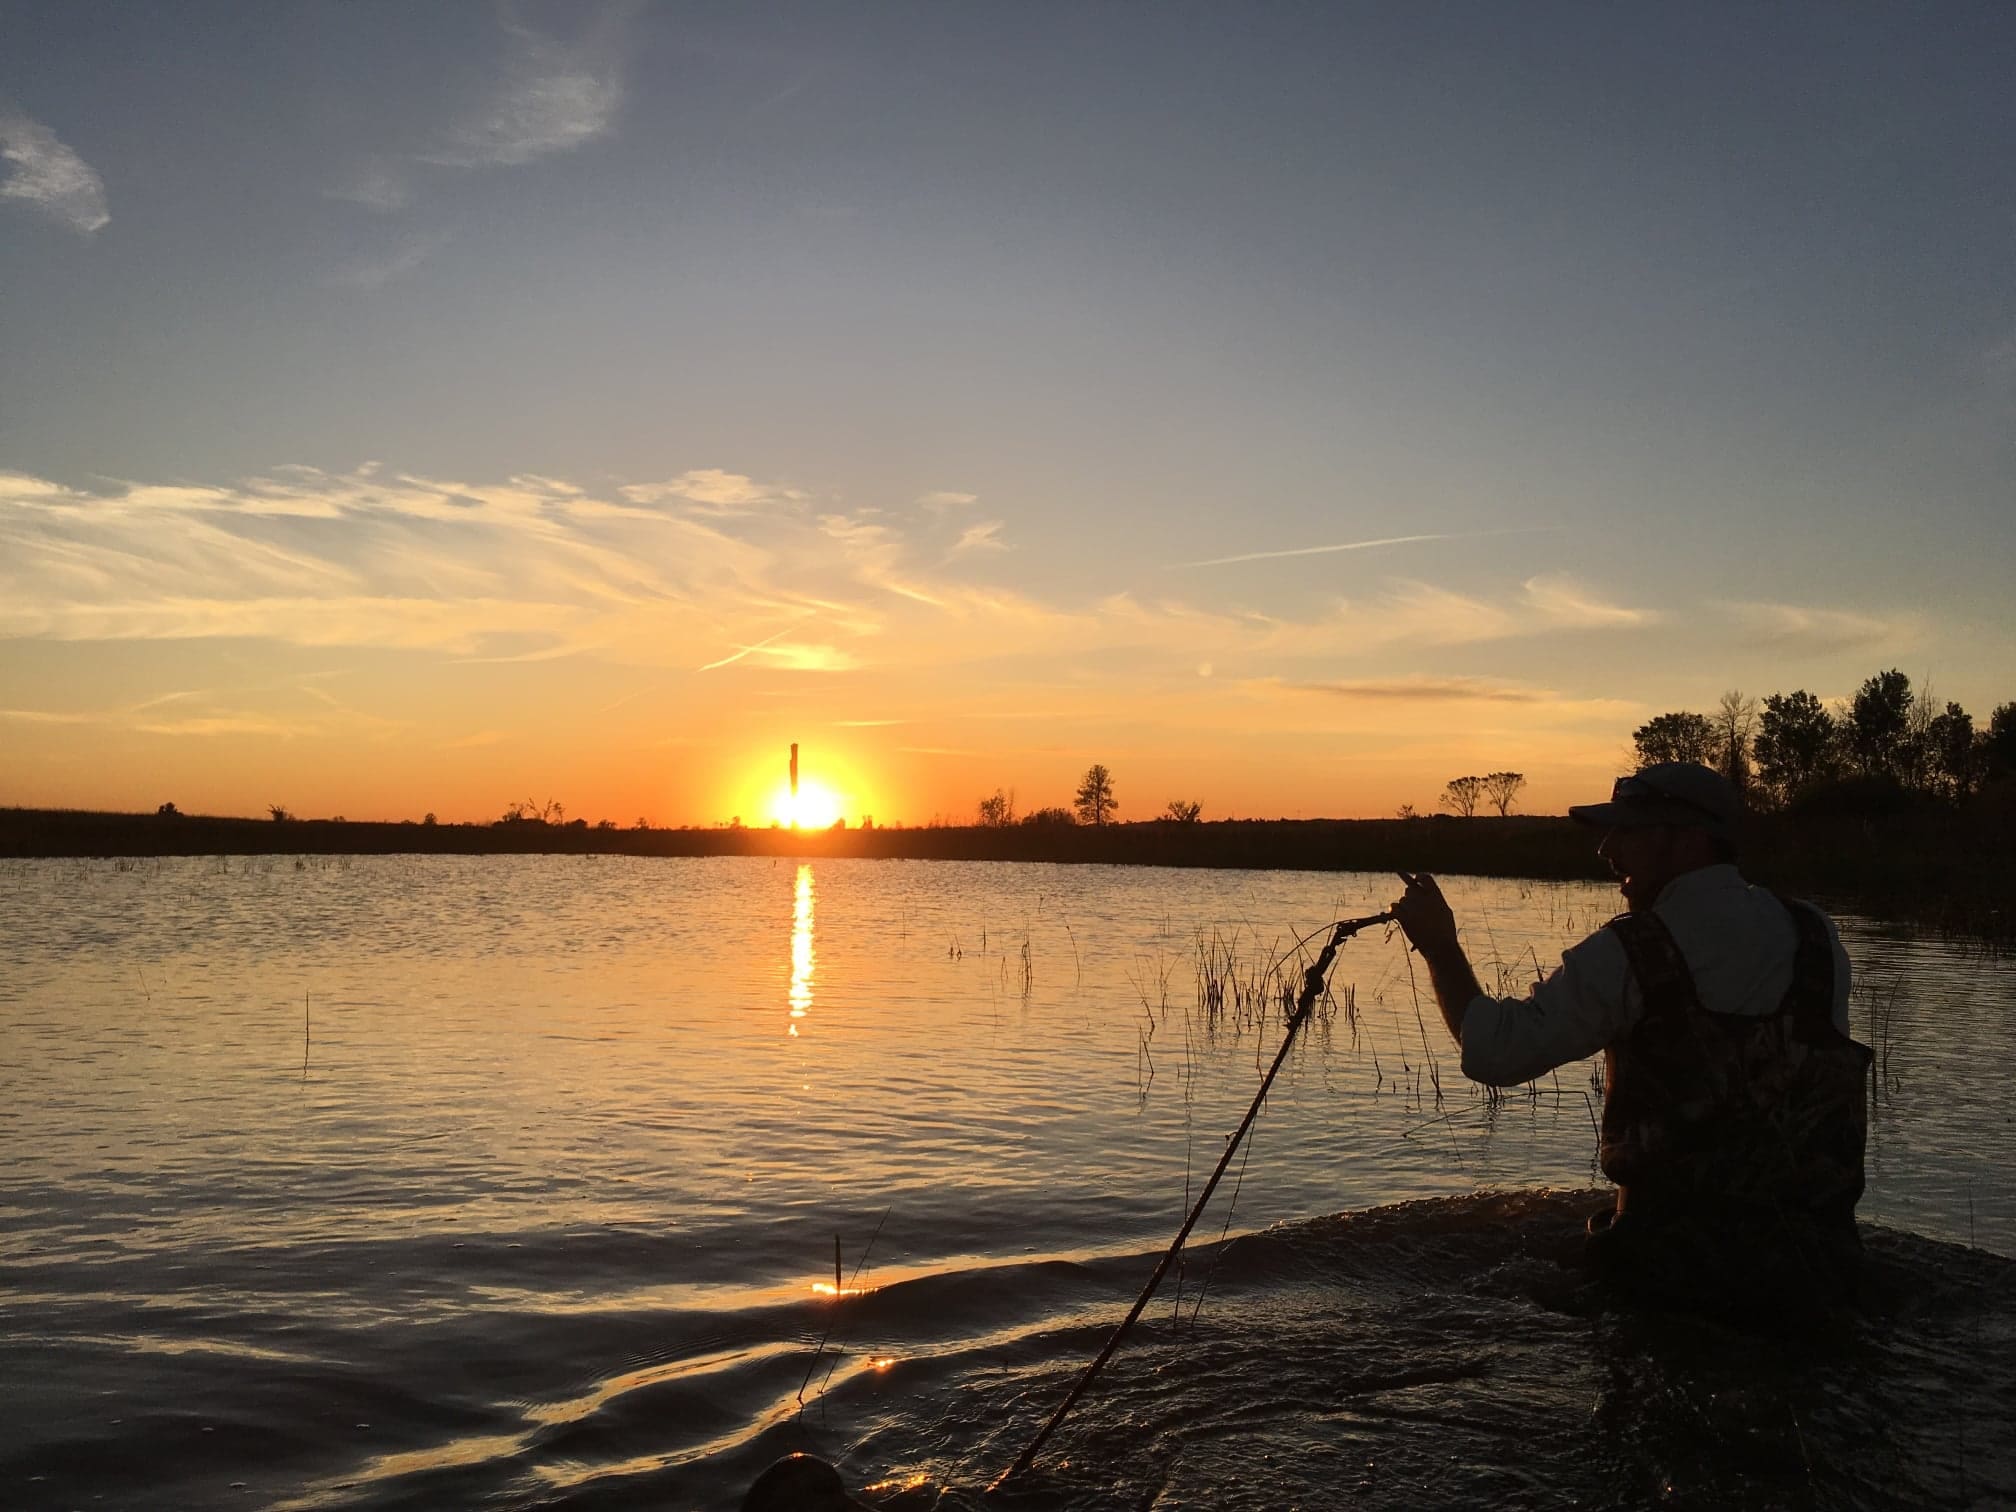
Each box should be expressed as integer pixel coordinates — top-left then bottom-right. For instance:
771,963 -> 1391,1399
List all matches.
976,764 -> 1203,828
1633,672 -> 2016,810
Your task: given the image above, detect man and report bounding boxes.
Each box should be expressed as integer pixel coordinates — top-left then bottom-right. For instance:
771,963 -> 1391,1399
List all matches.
1390,761 -> 1872,1322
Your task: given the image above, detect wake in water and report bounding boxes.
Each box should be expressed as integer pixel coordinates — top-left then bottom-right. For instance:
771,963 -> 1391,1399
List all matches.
731,1190 -> 2014,1512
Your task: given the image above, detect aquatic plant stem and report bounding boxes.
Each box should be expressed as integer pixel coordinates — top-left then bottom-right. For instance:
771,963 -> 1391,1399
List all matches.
991,910 -> 1393,1491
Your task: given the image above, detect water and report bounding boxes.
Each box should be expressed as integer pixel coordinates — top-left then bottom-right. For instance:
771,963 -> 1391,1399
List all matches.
2,856 -> 2011,1510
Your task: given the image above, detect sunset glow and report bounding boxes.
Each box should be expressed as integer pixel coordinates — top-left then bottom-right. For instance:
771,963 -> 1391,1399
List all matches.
773,781 -> 844,831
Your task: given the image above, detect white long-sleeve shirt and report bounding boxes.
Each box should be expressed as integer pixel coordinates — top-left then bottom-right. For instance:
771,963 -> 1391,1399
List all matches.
1458,864 -> 1854,1088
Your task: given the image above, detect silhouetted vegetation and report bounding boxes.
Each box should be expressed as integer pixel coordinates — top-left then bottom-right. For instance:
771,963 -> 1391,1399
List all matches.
1481,771 -> 1526,817
1640,671 -> 2007,812
1440,775 -> 1484,818
9,665 -> 2009,946
1436,773 -> 1528,819
6,794 -> 2009,944
1631,711 -> 1717,767
499,797 -> 565,825
1073,764 -> 1116,826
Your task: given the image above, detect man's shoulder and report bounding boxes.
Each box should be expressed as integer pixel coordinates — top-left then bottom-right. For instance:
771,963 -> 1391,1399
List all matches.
1570,918 -> 1632,967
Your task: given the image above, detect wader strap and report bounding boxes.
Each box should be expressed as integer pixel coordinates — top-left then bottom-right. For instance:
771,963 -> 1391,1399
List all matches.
1605,910 -> 1702,1023
1769,892 -> 1837,1038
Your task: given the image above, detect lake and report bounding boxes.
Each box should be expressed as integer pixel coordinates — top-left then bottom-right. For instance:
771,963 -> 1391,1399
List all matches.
3,856 -> 2011,1509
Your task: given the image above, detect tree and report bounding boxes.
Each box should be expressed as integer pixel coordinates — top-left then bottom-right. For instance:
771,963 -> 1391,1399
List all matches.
1632,712 -> 1717,767
1480,771 -> 1527,817
1927,702 -> 1976,800
1440,775 -> 1485,818
1753,690 -> 1840,805
1073,764 -> 1117,825
422,811 -> 437,826
1848,669 -> 1913,779
268,804 -> 291,822
1396,803 -> 1419,820
1984,703 -> 2016,783
1022,806 -> 1076,827
976,788 -> 1016,827
156,801 -> 180,817
1163,799 -> 1202,823
1712,690 -> 1759,797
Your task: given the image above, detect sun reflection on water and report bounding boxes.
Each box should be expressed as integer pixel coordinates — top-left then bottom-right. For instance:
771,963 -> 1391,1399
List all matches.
788,863 -> 814,1029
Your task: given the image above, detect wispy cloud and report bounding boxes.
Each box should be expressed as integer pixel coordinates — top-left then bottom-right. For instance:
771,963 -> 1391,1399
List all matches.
621,469 -> 808,515
330,232 -> 449,289
1374,579 -> 1519,646
1521,573 -> 1657,628
323,9 -> 629,222
0,461 -> 1732,699
918,490 -> 978,510
951,520 -> 1009,555
2,681 -> 406,743
0,108 -> 109,234
133,714 -> 305,739
423,15 -> 626,169
324,160 -> 414,213
1291,676 -> 1549,704
0,706 -> 100,724
752,642 -> 859,672
1717,601 -> 1907,653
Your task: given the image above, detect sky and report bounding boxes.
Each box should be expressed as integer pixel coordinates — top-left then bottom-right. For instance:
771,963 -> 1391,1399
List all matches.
3,3 -> 2012,827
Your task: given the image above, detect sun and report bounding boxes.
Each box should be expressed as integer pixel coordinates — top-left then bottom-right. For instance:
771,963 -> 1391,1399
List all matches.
771,778 -> 844,828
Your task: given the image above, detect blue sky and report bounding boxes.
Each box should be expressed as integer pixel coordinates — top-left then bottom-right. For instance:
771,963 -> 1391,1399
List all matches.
3,3 -> 2012,823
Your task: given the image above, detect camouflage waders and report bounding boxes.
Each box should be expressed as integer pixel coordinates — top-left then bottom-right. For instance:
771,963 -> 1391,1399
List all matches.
1587,894 -> 1873,1324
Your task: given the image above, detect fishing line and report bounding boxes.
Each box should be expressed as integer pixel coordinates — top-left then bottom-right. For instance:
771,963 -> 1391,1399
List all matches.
797,1204 -> 893,1415
1181,923 -> 1361,1331
1174,918 -> 1362,1325
991,910 -> 1394,1491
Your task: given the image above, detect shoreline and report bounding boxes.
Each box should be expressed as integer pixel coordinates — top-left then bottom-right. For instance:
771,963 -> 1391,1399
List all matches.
5,803 -> 2009,945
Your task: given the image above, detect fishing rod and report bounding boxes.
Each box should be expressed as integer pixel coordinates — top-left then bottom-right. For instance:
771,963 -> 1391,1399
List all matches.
991,908 -> 1396,1491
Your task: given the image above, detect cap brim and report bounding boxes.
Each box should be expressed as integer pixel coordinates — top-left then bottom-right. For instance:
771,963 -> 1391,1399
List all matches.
1569,800 -> 1683,829
1569,800 -> 1729,833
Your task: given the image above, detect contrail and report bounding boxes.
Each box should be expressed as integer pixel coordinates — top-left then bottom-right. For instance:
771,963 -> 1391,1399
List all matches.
1180,527 -> 1548,569
697,627 -> 791,671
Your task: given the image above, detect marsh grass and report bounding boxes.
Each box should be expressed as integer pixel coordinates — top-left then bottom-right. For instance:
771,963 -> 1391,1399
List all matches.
1144,910 -> 1619,1180
1191,925 -> 1298,1037
1857,974 -> 1907,1108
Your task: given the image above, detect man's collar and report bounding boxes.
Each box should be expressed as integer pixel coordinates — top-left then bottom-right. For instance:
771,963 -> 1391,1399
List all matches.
1652,862 -> 1744,910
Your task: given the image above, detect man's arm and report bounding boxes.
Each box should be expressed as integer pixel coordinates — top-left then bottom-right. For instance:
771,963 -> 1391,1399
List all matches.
1390,872 -> 1484,1046
1390,871 -> 1630,1086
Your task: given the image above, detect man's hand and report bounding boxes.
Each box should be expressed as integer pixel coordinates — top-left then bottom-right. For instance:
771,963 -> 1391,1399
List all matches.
1391,871 -> 1461,960
1390,871 -> 1482,1050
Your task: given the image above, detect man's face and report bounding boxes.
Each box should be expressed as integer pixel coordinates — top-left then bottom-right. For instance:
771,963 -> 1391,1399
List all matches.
1597,825 -> 1680,911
